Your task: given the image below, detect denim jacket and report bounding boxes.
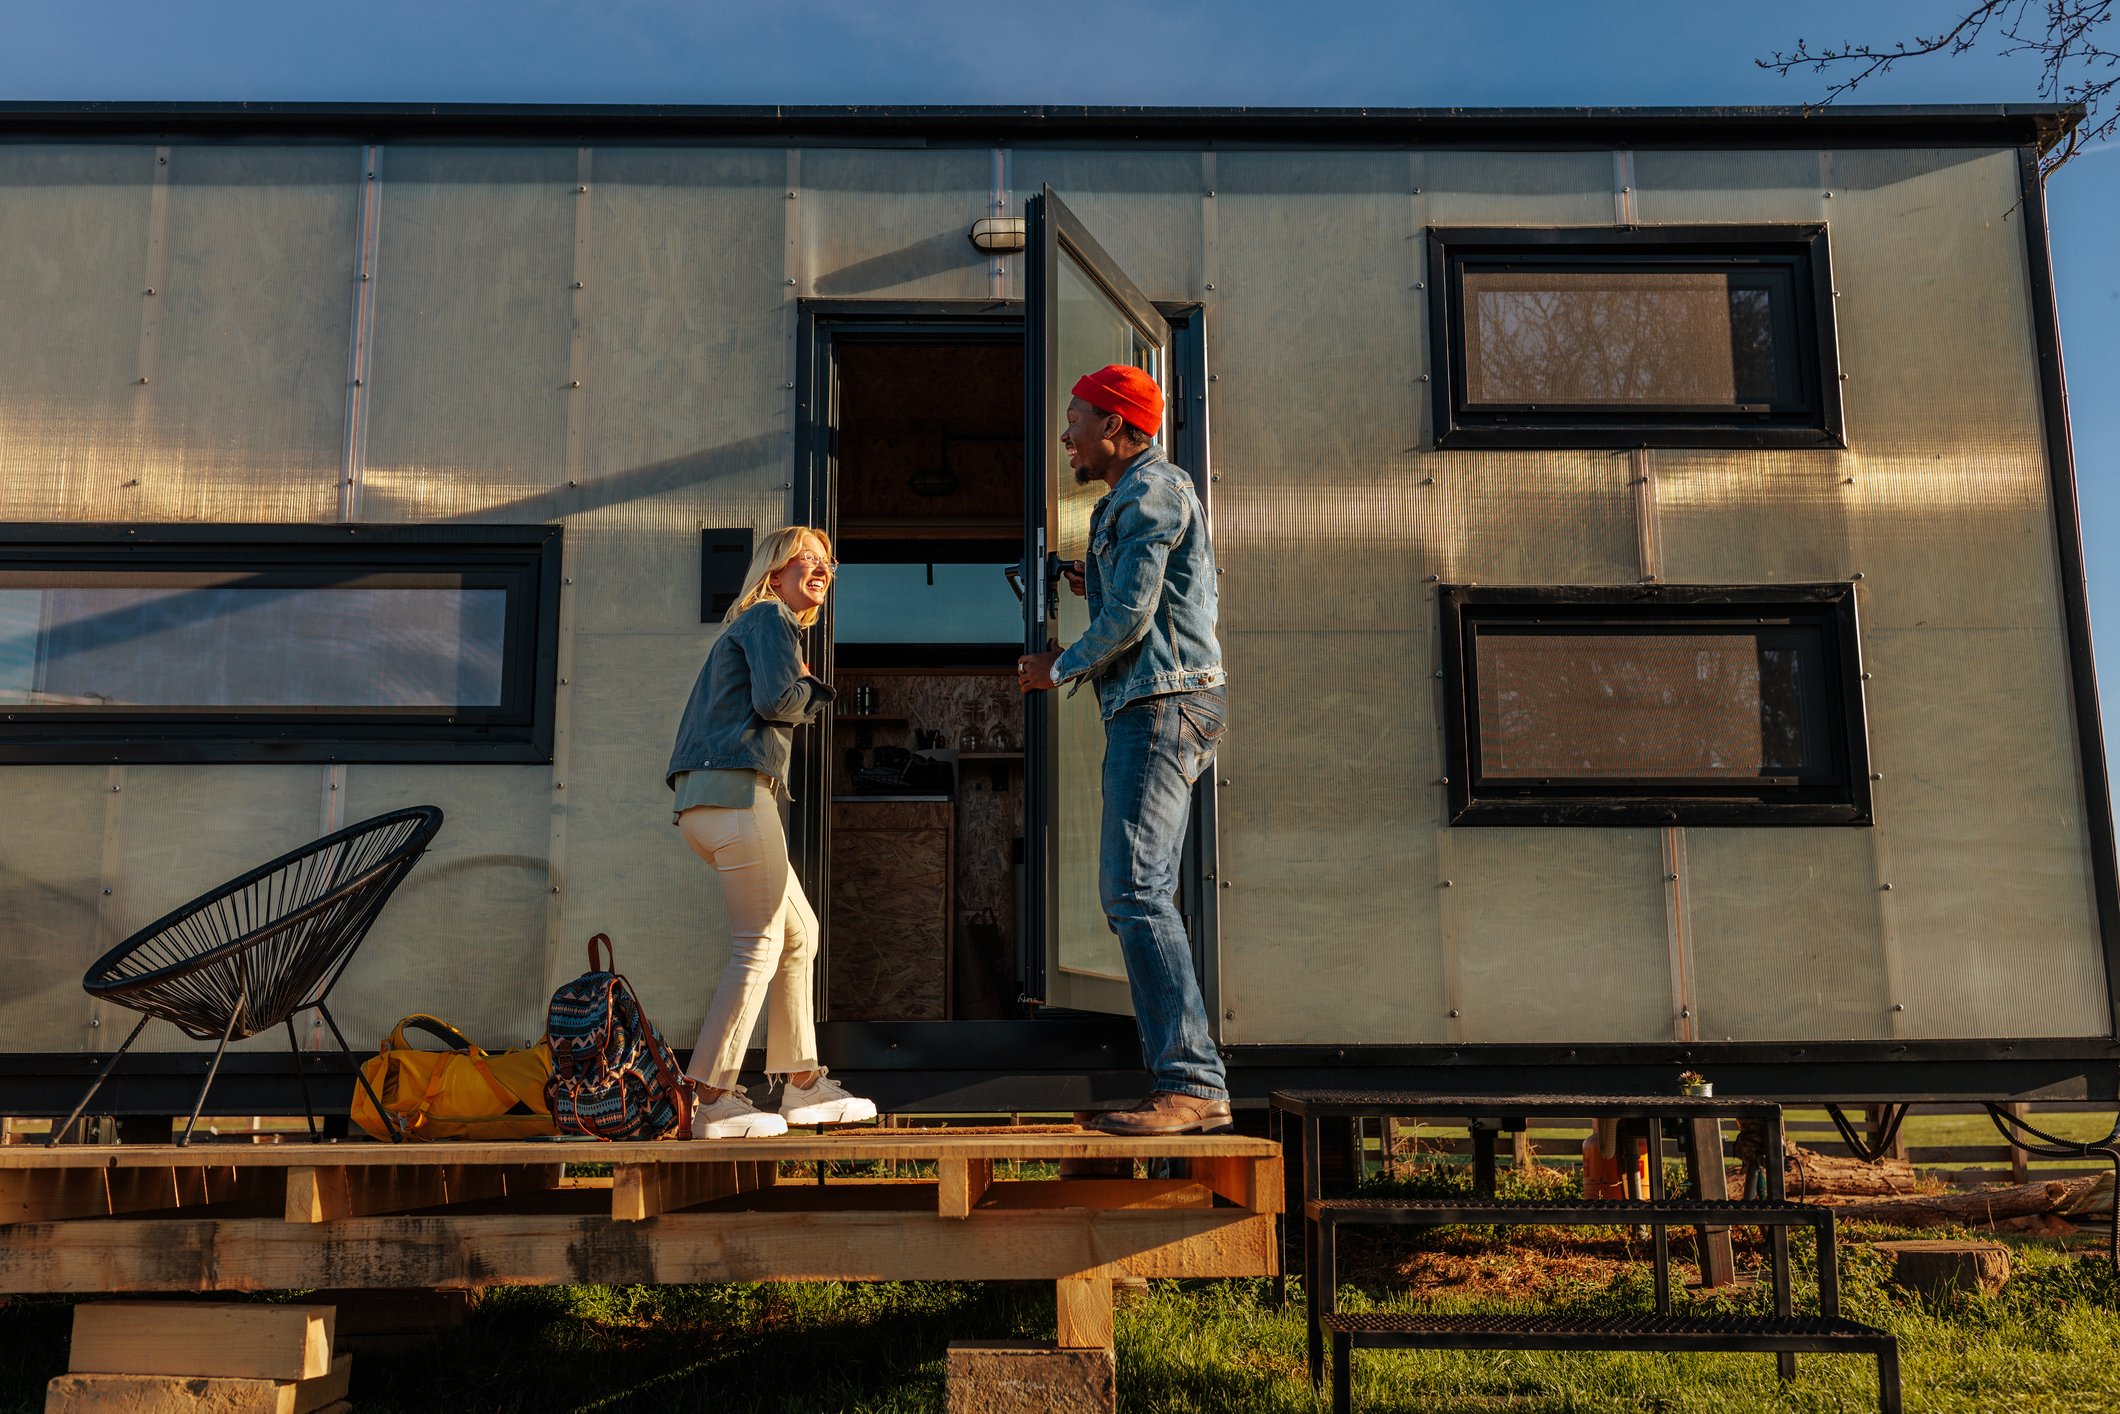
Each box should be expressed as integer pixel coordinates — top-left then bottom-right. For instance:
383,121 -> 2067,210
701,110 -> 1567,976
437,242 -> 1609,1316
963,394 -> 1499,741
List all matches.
1052,445 -> 1226,719
665,599 -> 834,791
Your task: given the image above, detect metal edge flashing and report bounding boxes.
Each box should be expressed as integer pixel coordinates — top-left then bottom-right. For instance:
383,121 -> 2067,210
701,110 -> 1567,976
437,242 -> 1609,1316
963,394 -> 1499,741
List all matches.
0,102 -> 2082,152
2018,146 -> 2120,1041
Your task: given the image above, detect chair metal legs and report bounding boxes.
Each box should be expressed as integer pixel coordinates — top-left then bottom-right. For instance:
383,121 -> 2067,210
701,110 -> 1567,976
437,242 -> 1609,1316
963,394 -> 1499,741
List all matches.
46,1013 -> 152,1146
179,1008 -> 241,1147
285,1016 -> 319,1141
317,1002 -> 401,1143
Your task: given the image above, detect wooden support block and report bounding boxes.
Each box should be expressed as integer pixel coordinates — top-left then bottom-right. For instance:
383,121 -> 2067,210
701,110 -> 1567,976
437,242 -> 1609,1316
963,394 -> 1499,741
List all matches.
46,1353 -> 350,1414
1186,1154 -> 1282,1214
612,1161 -> 754,1221
5,1166 -> 267,1225
284,1166 -> 448,1224
1054,1275 -> 1113,1350
1685,1118 -> 1739,1289
937,1157 -> 994,1218
945,1342 -> 1114,1414
1872,1239 -> 2013,1296
68,1302 -> 334,1381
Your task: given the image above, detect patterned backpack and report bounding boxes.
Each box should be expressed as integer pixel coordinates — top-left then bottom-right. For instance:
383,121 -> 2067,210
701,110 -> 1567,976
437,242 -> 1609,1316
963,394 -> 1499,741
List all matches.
545,933 -> 694,1141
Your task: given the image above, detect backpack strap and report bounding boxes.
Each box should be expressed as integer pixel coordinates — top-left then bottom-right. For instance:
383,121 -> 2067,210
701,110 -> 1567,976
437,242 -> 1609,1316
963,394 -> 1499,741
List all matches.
610,972 -> 695,1134
586,932 -> 614,973
386,1014 -> 476,1054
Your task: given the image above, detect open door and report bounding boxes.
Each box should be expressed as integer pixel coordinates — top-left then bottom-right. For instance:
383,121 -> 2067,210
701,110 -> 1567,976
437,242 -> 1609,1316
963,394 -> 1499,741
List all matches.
1023,187 -> 1172,1016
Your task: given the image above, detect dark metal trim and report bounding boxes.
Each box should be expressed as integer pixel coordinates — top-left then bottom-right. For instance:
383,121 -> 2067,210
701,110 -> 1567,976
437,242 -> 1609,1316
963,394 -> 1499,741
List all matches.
0,102 -> 2080,152
0,523 -> 561,764
1438,583 -> 1872,827
2018,147 -> 2120,1039
1427,225 -> 1845,450
1044,185 -> 1168,345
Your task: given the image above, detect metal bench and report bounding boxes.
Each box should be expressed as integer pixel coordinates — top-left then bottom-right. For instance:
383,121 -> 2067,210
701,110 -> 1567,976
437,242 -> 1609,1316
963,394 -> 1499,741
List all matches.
1308,1194 -> 1899,1414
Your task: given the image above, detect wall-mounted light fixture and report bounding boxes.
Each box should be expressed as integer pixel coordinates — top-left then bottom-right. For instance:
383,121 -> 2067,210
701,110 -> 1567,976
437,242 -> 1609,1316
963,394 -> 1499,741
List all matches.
969,217 -> 1026,253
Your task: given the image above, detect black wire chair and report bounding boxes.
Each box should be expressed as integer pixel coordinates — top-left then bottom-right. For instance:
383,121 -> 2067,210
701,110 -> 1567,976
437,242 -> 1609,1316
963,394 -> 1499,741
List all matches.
49,806 -> 443,1147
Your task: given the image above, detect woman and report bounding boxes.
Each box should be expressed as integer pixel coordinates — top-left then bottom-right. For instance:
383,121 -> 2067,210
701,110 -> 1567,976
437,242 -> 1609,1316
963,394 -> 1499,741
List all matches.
667,526 -> 877,1138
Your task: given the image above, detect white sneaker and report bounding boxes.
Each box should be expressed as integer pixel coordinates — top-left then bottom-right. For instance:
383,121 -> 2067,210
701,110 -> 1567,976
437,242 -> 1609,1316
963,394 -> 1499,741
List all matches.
779,1068 -> 879,1127
691,1085 -> 789,1139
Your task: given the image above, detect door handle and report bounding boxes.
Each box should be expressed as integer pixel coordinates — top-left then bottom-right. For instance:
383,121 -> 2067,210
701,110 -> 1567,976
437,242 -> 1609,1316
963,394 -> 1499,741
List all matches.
1004,563 -> 1025,603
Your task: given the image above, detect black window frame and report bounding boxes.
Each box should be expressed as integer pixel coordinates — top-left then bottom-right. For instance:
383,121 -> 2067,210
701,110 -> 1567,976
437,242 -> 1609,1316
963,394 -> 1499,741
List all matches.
1427,224 -> 1845,450
0,523 -> 562,764
1439,583 -> 1872,827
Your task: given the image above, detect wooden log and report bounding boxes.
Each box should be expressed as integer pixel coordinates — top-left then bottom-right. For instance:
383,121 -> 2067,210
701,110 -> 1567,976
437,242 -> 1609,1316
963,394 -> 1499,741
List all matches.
1821,1175 -> 2102,1229
3,1209 -> 1275,1292
1186,1153 -> 1282,1214
45,1353 -> 350,1414
1869,1239 -> 2013,1295
1783,1145 -> 1919,1197
937,1157 -> 994,1219
68,1301 -> 334,1381
1055,1276 -> 1113,1350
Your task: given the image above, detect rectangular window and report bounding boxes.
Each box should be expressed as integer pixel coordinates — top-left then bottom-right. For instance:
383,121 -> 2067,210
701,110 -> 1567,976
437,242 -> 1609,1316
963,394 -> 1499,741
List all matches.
831,538 -> 1021,667
1439,585 -> 1870,826
1429,226 -> 1842,449
0,525 -> 560,763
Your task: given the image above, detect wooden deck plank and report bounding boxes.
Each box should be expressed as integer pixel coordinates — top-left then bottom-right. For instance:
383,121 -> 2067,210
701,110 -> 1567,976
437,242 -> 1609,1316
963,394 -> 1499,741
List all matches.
0,1130 -> 1276,1171
0,1208 -> 1276,1292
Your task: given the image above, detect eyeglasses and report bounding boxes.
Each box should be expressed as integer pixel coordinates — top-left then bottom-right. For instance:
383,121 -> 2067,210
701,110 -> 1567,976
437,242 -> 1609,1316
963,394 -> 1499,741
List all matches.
789,555 -> 839,575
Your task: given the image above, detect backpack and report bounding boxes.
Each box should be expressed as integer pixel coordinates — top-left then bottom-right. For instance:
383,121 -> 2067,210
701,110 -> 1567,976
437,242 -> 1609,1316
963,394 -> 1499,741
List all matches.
545,933 -> 694,1141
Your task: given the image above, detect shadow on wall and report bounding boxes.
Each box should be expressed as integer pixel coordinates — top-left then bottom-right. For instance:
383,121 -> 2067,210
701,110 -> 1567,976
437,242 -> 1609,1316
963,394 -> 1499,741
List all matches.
812,230 -> 986,297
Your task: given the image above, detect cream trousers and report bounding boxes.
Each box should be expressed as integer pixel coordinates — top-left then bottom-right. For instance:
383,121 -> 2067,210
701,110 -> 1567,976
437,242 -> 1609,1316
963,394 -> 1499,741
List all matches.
678,781 -> 819,1091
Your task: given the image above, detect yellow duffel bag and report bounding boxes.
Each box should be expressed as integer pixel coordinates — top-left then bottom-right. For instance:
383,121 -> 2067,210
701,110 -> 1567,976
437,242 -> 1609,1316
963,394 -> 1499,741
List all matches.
350,1014 -> 558,1142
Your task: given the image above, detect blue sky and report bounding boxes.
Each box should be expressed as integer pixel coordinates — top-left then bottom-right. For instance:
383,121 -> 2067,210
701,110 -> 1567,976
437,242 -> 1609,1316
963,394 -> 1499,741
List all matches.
7,0 -> 2117,746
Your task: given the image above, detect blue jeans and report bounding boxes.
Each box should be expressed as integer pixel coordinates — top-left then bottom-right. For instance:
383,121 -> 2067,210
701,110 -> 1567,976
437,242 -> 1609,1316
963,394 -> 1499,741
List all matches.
1099,687 -> 1228,1101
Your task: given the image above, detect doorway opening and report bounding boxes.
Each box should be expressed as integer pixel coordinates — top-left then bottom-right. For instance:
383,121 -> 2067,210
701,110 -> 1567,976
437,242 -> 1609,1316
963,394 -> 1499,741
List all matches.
821,335 -> 1028,1024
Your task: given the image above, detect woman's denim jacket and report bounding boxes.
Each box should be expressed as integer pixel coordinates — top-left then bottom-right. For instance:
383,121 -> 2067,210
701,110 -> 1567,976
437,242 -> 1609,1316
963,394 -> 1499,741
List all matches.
1051,445 -> 1226,719
665,600 -> 833,792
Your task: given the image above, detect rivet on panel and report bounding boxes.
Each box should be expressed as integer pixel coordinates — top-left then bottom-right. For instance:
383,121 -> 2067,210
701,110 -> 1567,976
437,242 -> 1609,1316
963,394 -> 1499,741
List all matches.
785,381 -> 795,389
1418,373 -> 1430,382
567,480 -> 579,488
89,1017 -> 101,1027
1210,473 -> 1221,482
1220,880 -> 1232,889
1881,882 -> 1895,891
353,379 -> 362,387
145,288 -> 155,296
1823,191 -> 1833,198
111,784 -> 121,792
1225,1009 -> 1236,1020
1851,571 -> 1865,579
1892,1003 -> 1905,1012
1435,669 -> 1444,678
785,278 -> 796,286
1435,776 -> 1449,785
1665,873 -> 1678,882
1427,574 -> 1440,581
1206,190 -> 1215,197
1448,1009 -> 1459,1018
559,678 -> 569,685
551,885 -> 561,894
102,888 -> 112,896
1415,281 -> 1425,289
1860,670 -> 1872,680
1208,374 -> 1219,381
787,190 -> 797,198
137,377 -> 148,385
1843,476 -> 1856,484
1439,880 -> 1452,888
572,281 -> 584,289
1870,772 -> 1883,781
1680,1007 -> 1691,1018
577,185 -> 588,193
569,380 -> 581,388
157,156 -> 166,164
1204,283 -> 1214,290
556,783 -> 565,790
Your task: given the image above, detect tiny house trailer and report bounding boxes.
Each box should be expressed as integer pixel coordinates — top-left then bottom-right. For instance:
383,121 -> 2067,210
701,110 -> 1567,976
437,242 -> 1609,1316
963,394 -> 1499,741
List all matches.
0,103 -> 2112,1118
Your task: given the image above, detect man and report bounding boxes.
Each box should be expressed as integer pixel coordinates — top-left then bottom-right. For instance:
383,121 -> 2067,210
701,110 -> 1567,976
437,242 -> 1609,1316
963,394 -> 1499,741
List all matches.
1017,364 -> 1230,1136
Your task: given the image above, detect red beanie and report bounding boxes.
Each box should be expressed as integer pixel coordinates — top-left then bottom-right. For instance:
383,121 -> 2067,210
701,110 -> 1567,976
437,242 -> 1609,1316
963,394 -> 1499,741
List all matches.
1072,365 -> 1164,438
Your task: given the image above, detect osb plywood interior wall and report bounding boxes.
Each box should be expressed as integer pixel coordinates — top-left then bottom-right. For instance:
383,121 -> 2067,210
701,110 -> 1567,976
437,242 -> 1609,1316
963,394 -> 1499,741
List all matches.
834,671 -> 1024,1019
835,342 -> 1023,532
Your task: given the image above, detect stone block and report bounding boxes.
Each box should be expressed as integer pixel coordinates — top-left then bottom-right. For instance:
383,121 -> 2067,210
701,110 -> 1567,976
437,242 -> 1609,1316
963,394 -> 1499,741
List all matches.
945,1341 -> 1115,1414
1871,1239 -> 2012,1296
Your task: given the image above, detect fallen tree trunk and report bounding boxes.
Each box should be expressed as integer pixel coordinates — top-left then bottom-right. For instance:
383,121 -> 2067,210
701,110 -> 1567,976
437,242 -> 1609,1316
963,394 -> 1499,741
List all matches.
1778,1145 -> 1918,1198
1817,1175 -> 2103,1230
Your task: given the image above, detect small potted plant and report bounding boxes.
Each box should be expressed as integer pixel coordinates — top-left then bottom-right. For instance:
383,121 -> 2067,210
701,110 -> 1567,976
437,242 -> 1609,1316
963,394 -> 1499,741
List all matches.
1678,1070 -> 1712,1098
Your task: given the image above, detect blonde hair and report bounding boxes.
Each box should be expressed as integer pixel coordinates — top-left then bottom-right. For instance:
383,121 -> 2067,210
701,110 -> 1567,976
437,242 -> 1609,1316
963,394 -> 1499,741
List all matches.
725,526 -> 833,628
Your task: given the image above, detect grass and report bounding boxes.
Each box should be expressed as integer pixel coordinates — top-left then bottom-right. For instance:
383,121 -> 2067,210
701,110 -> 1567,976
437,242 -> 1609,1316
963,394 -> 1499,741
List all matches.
5,1159 -> 2116,1413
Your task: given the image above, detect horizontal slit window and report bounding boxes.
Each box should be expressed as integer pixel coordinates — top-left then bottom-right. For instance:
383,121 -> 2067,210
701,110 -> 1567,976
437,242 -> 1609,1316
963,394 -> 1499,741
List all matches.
1428,225 -> 1842,450
0,525 -> 560,763
1440,585 -> 1870,826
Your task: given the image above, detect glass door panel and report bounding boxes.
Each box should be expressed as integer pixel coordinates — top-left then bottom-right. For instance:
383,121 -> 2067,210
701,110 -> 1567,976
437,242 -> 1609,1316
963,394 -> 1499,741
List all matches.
1025,186 -> 1171,1015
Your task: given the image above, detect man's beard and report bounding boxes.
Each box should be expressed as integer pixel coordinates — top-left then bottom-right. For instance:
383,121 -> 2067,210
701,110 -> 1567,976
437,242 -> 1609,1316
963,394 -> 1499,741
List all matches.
1073,464 -> 1101,485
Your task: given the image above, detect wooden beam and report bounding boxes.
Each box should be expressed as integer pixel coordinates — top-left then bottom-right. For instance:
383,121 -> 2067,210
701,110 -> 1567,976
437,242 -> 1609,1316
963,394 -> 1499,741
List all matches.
285,1163 -> 567,1223
68,1301 -> 334,1380
936,1157 -> 993,1218
1055,1275 -> 1114,1350
612,1161 -> 758,1221
1186,1153 -> 1282,1214
1685,1119 -> 1739,1289
3,1164 -> 270,1225
1,1208 -> 1275,1292
45,1353 -> 350,1414
980,1179 -> 1211,1211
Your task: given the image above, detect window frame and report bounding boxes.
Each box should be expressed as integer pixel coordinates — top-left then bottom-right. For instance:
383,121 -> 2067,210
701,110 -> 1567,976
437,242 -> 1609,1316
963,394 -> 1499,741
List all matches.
0,523 -> 562,764
1426,224 -> 1845,450
1438,583 -> 1872,827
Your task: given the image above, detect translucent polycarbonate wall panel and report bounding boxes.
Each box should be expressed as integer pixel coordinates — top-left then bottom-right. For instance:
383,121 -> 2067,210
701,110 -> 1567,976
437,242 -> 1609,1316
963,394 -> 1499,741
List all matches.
1012,150 -> 1205,299
0,146 -> 155,521
0,144 -> 356,523
1209,149 -> 1662,1045
800,148 -> 991,299
363,146 -> 578,520
1641,146 -> 2106,1039
0,768 -> 111,1051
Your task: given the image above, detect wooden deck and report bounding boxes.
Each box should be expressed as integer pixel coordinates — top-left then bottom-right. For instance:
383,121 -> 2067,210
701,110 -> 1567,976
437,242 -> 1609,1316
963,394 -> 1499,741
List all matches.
0,1127 -> 1281,1350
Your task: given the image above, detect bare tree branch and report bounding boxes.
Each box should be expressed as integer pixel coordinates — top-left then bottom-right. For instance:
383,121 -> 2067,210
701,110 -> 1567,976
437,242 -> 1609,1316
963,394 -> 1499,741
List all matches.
1759,1 -> 2116,175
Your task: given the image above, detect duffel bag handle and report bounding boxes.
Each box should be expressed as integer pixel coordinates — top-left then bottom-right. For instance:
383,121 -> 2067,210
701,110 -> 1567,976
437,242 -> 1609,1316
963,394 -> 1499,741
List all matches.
586,932 -> 614,973
386,1013 -> 478,1055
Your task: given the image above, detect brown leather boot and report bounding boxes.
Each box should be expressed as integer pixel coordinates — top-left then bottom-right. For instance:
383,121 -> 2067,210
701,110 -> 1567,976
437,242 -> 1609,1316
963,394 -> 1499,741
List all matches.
1086,1091 -> 1234,1136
